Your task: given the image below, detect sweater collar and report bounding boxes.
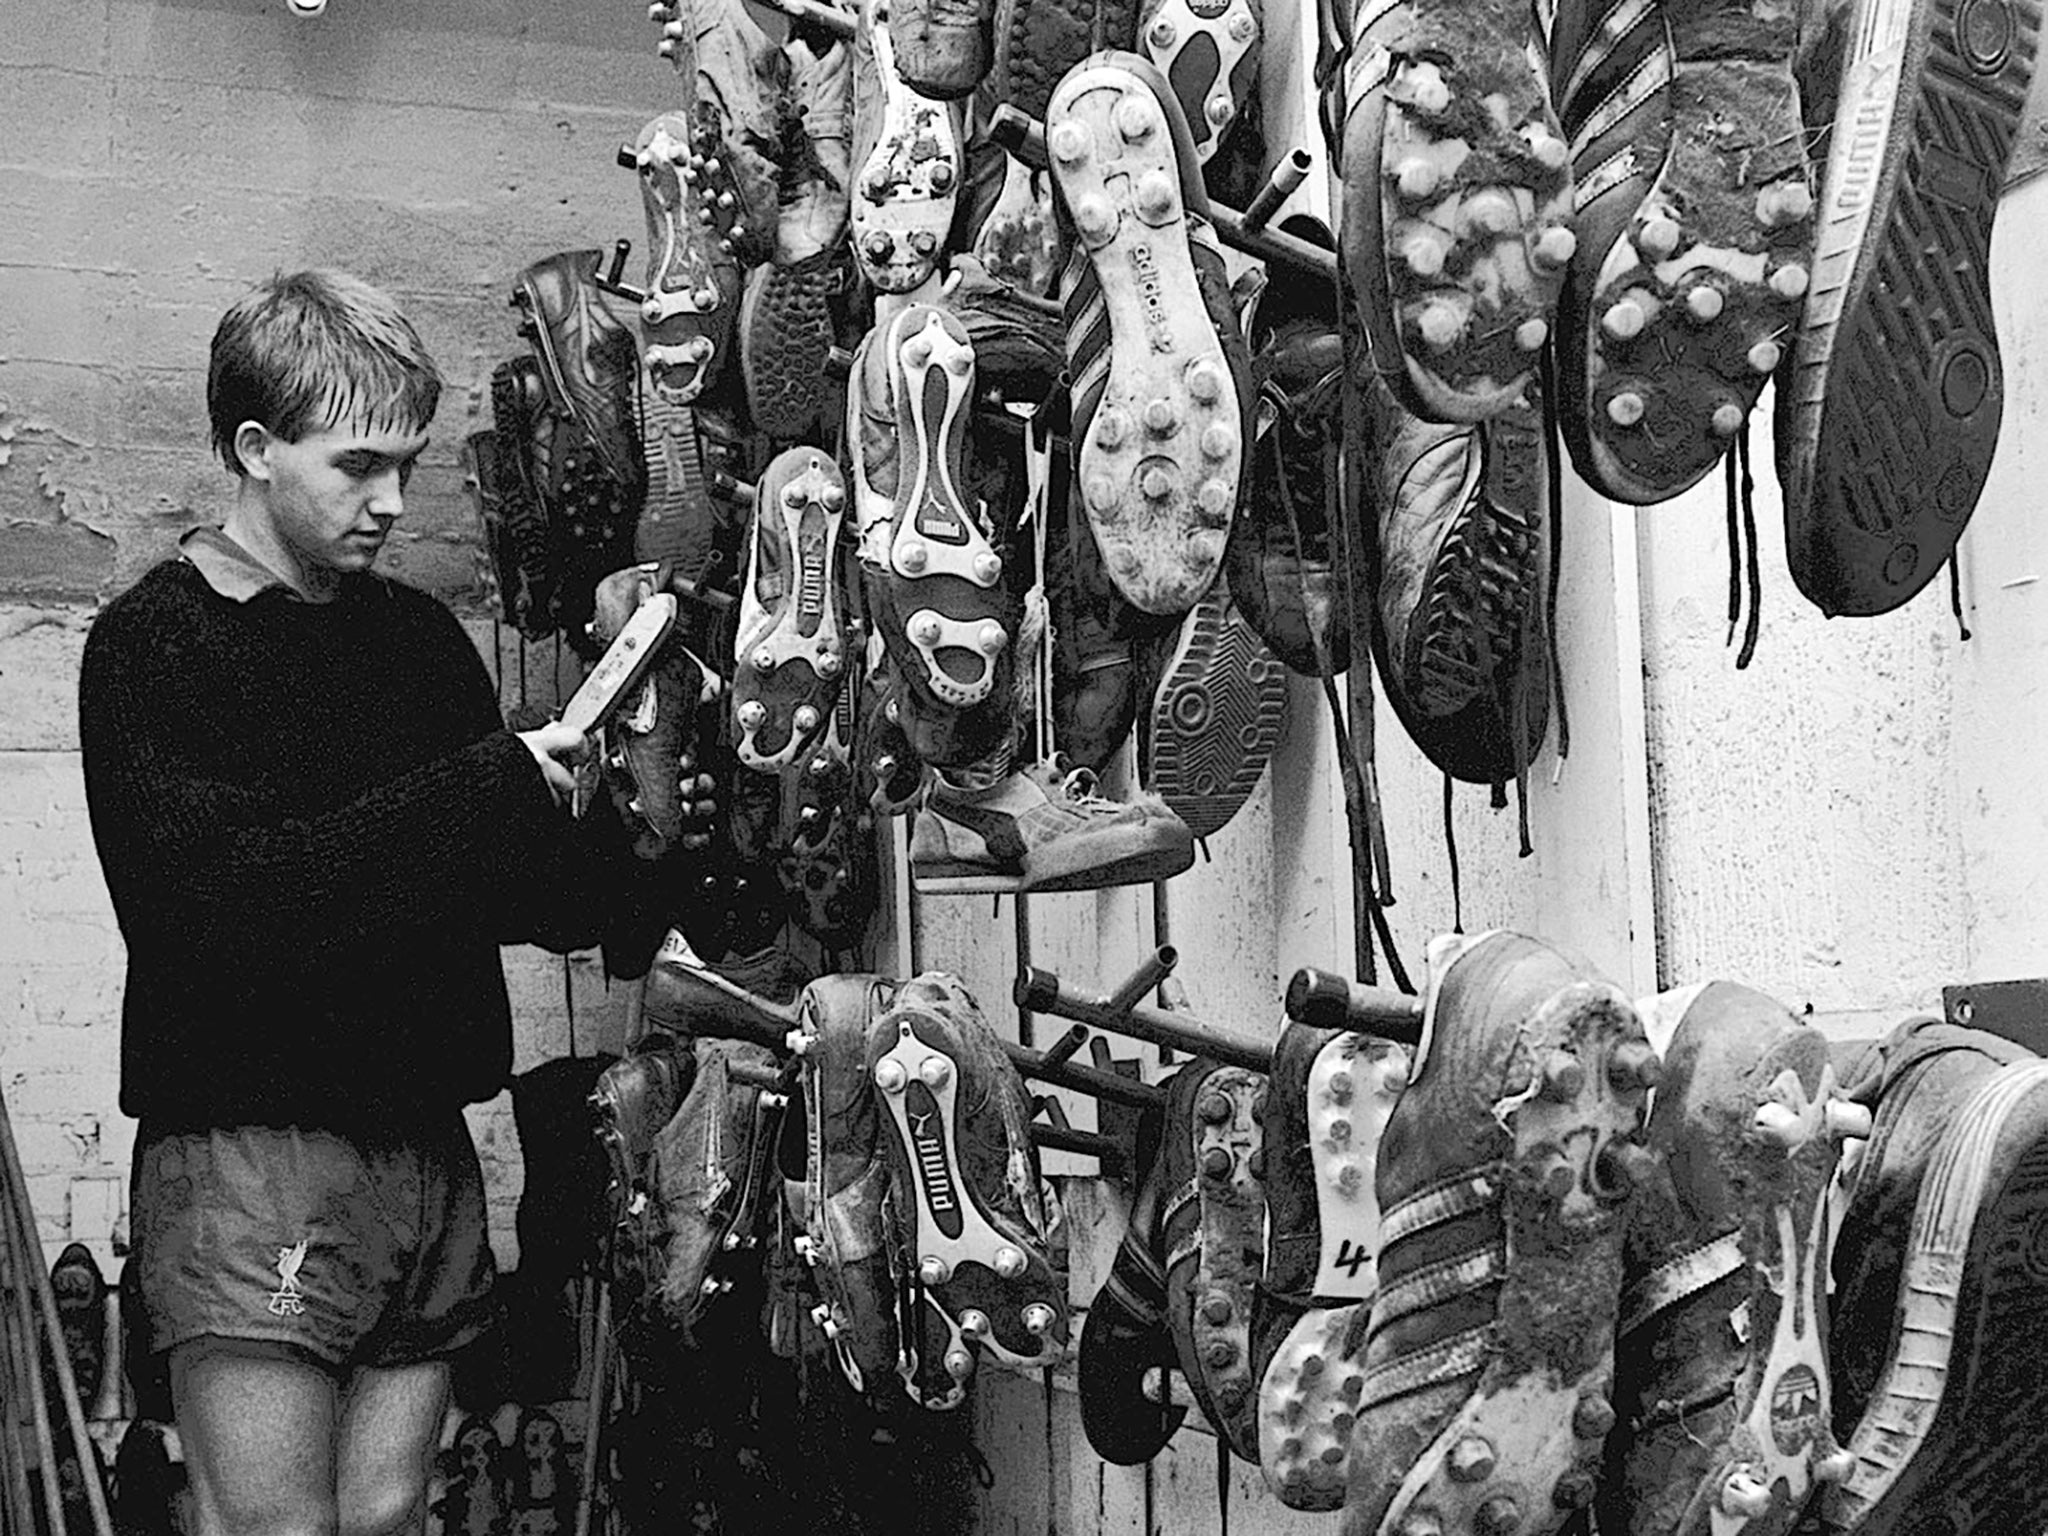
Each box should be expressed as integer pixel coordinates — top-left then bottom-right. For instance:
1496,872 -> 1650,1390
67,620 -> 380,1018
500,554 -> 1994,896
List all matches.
178,526 -> 301,603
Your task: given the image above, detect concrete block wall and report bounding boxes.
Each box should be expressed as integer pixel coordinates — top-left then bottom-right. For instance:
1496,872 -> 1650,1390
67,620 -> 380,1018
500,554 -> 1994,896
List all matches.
0,0 -> 681,1271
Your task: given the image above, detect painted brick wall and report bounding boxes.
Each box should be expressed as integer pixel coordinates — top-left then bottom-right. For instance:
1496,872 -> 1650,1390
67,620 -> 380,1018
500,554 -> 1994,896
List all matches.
0,0 -> 681,1273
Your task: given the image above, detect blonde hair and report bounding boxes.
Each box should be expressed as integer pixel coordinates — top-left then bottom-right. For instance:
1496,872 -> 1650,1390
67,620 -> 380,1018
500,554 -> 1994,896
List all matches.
207,269 -> 442,475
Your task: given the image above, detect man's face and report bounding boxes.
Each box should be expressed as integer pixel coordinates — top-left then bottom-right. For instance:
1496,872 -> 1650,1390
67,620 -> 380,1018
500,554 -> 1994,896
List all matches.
252,415 -> 430,583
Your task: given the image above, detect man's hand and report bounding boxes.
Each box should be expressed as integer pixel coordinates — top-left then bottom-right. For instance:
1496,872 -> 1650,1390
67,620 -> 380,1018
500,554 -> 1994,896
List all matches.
517,722 -> 591,806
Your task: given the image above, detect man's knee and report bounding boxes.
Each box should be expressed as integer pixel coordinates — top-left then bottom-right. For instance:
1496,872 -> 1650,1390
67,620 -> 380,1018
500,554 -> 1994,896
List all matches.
336,1478 -> 427,1536
191,1481 -> 338,1536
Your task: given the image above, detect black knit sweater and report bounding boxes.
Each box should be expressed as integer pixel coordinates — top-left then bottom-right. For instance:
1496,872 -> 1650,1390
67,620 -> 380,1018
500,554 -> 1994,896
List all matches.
79,556 -> 662,1130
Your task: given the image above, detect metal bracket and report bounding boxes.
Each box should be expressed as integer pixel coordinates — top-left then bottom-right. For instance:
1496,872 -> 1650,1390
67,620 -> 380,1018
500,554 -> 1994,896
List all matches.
1943,978 -> 2048,1057
1016,948 -> 1275,1073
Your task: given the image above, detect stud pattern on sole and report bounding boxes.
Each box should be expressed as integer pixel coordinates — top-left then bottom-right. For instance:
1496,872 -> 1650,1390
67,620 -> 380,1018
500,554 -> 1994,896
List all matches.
885,307 -> 1011,707
1142,0 -> 1261,163
1577,63 -> 1813,503
1049,62 -> 1243,615
734,449 -> 848,769
1374,982 -> 1652,1536
1309,1033 -> 1408,1298
635,113 -> 746,403
1342,0 -> 1575,420
1166,1065 -> 1267,1458
870,1014 -> 1068,1370
1259,1304 -> 1369,1510
853,3 -> 963,295
1148,590 -> 1286,840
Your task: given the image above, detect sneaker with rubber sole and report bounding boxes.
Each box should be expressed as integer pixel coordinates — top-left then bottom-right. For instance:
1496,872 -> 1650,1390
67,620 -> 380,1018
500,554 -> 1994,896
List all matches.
1811,1016 -> 2048,1535
1145,577 -> 1287,841
1341,930 -> 1657,1536
1364,366 -> 1553,786
1777,0 -> 2039,615
1252,1025 -> 1409,1510
1049,49 -> 1253,616
1605,981 -> 1867,1536
909,758 -> 1196,892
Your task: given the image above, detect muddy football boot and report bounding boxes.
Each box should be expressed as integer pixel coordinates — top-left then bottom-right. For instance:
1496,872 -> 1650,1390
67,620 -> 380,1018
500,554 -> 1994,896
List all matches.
1778,0 -> 2037,616
1046,495 -> 1155,776
852,0 -> 966,296
733,447 -> 851,770
1049,50 -> 1253,617
462,426 -> 545,637
1605,983 -> 1866,1536
1365,368 -> 1552,786
1160,1060 -> 1266,1462
1810,1017 -> 2048,1535
875,304 -> 1016,709
965,154 -> 1062,299
593,1040 -> 701,1321
1253,1025 -> 1410,1510
1145,578 -> 1286,841
1080,1138 -> 1189,1463
1336,0 -> 1574,421
1232,302 -> 1350,678
1550,0 -> 1814,505
483,358 -> 579,639
782,974 -> 908,1397
867,972 -> 1068,1375
742,35 -> 854,442
641,927 -> 814,1050
1139,0 -> 1259,164
1341,931 -> 1657,1536
650,0 -> 790,269
891,0 -> 995,98
853,648 -> 931,814
632,112 -> 748,404
512,249 -> 647,499
910,758 -> 1196,893
774,690 -> 880,952
942,253 -> 1064,397
591,564 -> 724,859
643,1035 -> 787,1341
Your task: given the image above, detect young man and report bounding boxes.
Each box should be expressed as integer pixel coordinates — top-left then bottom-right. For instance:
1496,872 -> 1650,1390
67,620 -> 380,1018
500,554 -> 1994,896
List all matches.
79,270 -> 663,1536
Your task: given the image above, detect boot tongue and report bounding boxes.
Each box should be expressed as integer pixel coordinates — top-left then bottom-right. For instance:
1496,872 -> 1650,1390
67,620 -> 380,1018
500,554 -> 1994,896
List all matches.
1411,930 -> 1500,1083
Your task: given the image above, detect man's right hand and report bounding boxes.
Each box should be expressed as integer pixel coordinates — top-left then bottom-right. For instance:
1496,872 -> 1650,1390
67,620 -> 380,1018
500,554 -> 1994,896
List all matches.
517,722 -> 590,806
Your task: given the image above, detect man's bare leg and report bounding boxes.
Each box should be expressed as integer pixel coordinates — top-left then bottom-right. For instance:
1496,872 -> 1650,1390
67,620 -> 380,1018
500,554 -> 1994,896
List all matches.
334,1361 -> 450,1536
172,1345 -> 449,1536
172,1342 -> 339,1536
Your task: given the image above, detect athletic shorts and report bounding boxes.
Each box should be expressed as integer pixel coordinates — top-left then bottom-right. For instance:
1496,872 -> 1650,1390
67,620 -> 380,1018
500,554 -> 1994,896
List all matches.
127,1115 -> 498,1373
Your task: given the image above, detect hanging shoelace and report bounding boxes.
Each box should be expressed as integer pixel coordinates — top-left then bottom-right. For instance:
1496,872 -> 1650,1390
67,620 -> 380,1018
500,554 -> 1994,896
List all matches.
1721,424 -> 1761,669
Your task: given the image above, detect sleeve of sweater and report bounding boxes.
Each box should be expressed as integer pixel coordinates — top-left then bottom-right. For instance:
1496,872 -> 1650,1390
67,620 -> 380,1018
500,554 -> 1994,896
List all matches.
78,581 -> 567,962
